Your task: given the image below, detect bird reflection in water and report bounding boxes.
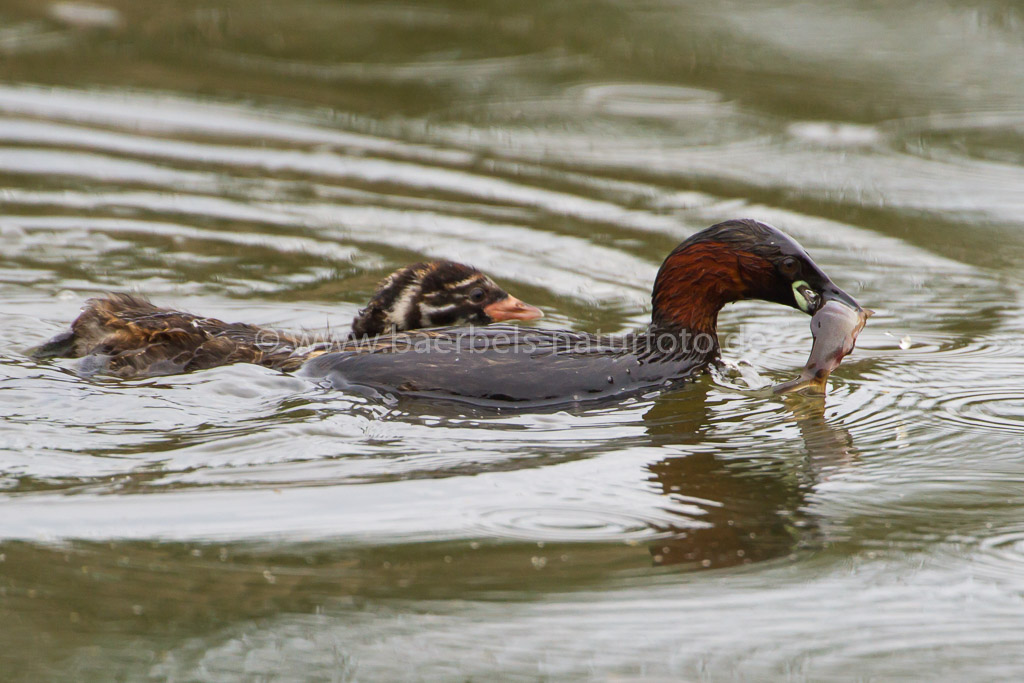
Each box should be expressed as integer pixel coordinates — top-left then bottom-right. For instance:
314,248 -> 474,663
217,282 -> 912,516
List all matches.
642,385 -> 857,570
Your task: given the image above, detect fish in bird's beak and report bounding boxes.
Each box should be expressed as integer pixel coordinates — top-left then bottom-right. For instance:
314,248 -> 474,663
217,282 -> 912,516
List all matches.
484,295 -> 544,322
772,299 -> 872,396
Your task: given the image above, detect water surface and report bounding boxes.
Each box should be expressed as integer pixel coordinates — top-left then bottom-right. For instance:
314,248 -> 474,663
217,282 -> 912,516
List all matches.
2,0 -> 1024,680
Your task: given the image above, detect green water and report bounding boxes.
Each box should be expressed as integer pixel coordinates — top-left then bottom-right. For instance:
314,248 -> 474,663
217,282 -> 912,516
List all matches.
2,0 -> 1024,679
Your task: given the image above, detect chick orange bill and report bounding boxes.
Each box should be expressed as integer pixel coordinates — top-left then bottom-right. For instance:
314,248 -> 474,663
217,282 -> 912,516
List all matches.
484,295 -> 544,322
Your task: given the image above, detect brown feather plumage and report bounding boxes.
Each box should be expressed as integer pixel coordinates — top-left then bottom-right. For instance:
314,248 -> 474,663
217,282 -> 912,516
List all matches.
31,261 -> 538,378
51,293 -> 307,377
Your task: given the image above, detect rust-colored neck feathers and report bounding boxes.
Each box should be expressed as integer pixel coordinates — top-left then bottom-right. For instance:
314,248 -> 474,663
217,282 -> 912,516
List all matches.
651,243 -> 772,334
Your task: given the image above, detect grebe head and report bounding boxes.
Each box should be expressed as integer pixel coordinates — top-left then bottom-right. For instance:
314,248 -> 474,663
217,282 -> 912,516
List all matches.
351,260 -> 542,338
652,219 -> 862,333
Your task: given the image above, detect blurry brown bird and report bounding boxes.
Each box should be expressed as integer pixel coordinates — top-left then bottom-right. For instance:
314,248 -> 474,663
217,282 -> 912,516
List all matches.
31,260 -> 542,378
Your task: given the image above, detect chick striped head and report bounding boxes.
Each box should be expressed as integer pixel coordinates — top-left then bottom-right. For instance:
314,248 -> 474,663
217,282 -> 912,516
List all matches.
350,261 -> 542,338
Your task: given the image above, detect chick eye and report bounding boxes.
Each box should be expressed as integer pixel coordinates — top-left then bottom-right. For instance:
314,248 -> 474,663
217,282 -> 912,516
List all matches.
779,256 -> 800,279
468,287 -> 486,304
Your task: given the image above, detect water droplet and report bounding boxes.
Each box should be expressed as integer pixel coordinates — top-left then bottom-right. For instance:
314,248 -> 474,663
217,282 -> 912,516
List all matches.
899,335 -> 912,350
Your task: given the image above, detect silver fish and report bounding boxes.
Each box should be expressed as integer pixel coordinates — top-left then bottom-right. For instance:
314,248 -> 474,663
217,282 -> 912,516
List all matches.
772,300 -> 872,395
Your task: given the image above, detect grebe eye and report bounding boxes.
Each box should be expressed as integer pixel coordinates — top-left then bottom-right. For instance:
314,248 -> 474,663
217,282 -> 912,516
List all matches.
780,256 -> 800,278
468,287 -> 486,304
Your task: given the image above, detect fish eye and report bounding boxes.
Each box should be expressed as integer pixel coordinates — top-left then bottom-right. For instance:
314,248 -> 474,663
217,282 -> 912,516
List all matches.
780,256 -> 800,279
468,287 -> 486,304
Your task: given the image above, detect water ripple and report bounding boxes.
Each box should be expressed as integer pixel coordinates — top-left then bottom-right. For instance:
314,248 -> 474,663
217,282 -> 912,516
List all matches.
474,505 -> 675,543
976,527 -> 1024,582
935,389 -> 1024,436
